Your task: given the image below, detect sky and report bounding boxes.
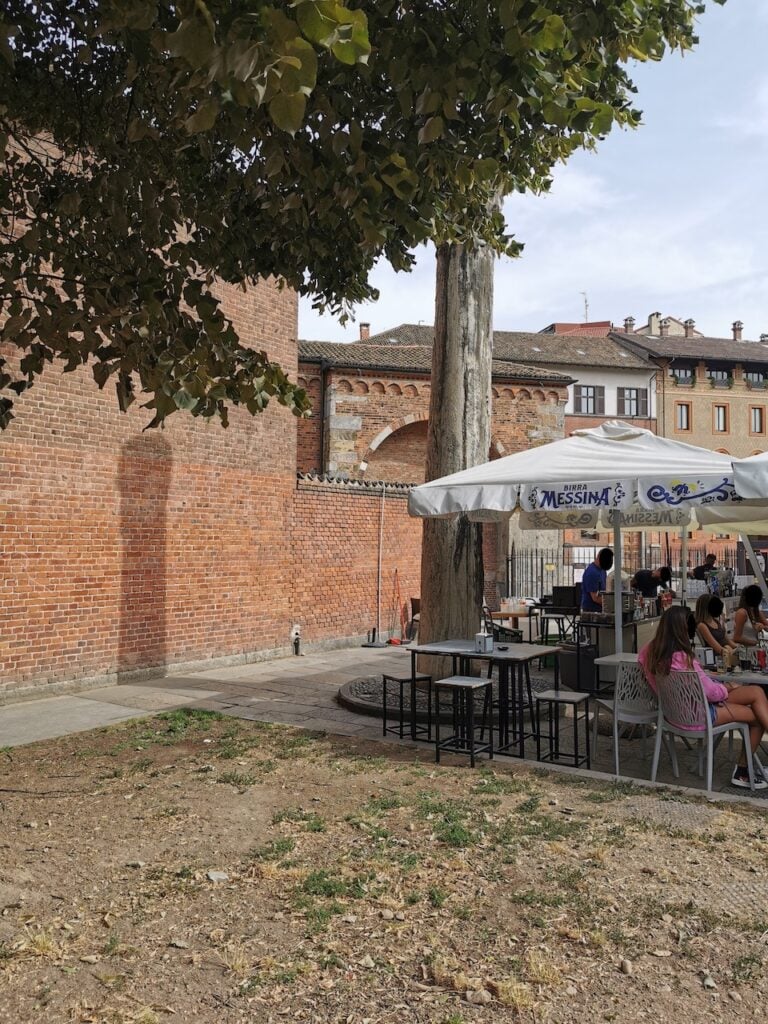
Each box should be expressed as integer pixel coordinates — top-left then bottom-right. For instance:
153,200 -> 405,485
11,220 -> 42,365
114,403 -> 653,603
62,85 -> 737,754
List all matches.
299,0 -> 768,344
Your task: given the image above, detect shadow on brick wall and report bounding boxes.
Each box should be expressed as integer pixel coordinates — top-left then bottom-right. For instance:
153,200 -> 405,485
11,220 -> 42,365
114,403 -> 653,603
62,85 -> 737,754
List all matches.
118,434 -> 171,678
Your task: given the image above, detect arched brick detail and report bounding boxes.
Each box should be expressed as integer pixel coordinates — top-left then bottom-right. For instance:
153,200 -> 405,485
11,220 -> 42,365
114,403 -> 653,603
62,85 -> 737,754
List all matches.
361,412 -> 430,473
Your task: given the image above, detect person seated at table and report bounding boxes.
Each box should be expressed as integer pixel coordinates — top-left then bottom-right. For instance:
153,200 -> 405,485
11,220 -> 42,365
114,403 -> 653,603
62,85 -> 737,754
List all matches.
688,553 -> 717,580
732,584 -> 768,648
630,565 -> 674,599
694,594 -> 736,657
639,606 -> 768,789
581,548 -> 614,612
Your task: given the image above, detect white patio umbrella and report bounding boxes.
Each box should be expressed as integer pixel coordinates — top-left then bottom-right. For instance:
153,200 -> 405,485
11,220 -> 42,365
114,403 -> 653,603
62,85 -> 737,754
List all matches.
409,421 -> 743,653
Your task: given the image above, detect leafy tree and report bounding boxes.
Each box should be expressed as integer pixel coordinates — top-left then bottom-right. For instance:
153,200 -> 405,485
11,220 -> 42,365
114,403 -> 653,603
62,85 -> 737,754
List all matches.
1,1 -> 719,431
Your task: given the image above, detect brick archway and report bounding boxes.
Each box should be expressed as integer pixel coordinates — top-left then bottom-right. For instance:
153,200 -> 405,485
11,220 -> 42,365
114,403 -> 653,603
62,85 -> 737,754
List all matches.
360,413 -> 429,475
361,419 -> 508,478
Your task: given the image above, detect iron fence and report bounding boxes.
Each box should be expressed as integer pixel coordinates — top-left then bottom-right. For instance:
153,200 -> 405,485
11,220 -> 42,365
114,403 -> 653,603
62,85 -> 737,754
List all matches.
506,543 -> 740,600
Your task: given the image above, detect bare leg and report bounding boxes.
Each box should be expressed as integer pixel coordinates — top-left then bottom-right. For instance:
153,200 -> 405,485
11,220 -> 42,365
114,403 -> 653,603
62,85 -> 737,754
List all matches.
723,685 -> 768,732
714,701 -> 762,764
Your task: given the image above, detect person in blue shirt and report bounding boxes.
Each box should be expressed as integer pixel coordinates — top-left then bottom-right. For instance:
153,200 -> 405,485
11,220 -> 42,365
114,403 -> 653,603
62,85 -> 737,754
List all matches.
581,548 -> 614,612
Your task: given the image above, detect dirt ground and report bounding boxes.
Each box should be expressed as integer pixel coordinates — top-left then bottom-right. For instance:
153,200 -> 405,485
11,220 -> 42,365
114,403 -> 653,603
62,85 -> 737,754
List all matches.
1,709 -> 767,1023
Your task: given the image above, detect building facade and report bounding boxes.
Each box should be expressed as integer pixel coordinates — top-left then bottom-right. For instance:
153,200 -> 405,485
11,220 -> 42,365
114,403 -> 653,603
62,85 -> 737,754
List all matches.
613,321 -> 768,458
297,333 -> 573,482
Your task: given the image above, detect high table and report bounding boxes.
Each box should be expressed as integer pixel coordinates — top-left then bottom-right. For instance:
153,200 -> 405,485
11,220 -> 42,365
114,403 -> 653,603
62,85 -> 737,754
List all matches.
711,670 -> 768,687
408,640 -> 562,757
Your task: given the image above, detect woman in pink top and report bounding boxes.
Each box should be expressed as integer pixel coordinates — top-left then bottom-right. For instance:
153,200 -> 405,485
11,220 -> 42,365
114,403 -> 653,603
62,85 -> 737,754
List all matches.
639,606 -> 768,790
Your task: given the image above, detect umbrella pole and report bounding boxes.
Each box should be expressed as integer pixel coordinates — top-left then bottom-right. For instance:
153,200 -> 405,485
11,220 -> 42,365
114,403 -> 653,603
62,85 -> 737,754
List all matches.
740,533 -> 768,595
613,520 -> 623,655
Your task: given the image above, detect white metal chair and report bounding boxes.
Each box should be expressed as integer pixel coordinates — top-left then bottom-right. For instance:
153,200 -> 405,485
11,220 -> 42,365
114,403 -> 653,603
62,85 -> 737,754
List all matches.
651,670 -> 756,793
591,662 -> 659,777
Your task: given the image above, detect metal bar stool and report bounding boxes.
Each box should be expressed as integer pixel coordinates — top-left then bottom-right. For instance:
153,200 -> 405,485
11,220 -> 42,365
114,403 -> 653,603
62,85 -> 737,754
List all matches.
534,689 -> 591,769
434,675 -> 493,768
382,673 -> 432,740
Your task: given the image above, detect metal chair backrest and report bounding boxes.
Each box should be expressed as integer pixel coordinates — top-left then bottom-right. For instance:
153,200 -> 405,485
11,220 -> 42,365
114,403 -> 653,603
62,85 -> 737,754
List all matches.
656,670 -> 709,732
615,662 -> 658,715
482,604 -> 494,634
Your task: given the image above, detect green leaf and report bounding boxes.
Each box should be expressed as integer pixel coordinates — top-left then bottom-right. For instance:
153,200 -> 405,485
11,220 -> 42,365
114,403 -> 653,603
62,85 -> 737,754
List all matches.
418,116 -> 444,145
173,389 -> 199,411
296,1 -> 337,47
268,91 -> 307,134
185,98 -> 220,134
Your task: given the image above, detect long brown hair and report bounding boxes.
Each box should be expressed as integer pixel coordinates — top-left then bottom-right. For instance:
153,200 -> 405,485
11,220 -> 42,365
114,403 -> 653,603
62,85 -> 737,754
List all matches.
693,593 -> 711,624
645,606 -> 695,678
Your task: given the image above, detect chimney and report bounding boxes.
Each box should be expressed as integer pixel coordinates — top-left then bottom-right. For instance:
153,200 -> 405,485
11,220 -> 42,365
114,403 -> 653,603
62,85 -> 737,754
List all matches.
684,318 -> 696,338
359,322 -> 370,341
648,311 -> 661,335
732,320 -> 743,342
623,315 -> 635,333
659,317 -> 671,338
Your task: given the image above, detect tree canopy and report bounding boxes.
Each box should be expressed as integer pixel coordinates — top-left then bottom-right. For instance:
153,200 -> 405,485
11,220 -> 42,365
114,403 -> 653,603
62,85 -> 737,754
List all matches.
0,0 -> 719,429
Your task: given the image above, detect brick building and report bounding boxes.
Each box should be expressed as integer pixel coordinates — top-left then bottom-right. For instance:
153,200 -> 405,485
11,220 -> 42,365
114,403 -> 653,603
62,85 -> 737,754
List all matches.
316,323 -> 656,444
1,281 -> 428,699
3,278 -> 580,699
297,332 -> 572,482
612,320 -> 768,458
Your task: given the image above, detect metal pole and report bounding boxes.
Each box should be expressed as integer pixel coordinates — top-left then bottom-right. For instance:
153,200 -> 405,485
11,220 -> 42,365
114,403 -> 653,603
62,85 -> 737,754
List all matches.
680,528 -> 688,607
613,519 -> 623,654
376,484 -> 385,639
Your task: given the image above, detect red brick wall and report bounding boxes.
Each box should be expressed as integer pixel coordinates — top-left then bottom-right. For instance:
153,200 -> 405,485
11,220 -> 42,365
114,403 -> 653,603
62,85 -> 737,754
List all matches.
296,370 -> 324,474
367,420 -> 429,483
291,479 -> 422,641
297,364 -> 568,482
0,278 -> 300,694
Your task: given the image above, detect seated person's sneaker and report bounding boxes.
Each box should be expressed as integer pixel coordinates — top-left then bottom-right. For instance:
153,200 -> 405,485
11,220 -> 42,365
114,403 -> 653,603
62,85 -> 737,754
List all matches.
731,766 -> 768,790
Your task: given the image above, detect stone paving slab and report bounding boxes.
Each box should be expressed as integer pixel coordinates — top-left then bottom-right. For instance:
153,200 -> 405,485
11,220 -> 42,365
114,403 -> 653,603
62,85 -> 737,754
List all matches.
78,684 -> 221,710
0,696 -> 145,746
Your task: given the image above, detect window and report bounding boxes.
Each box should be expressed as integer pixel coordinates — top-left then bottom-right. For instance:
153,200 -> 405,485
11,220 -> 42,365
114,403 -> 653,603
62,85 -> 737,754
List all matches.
670,367 -> 694,384
617,387 -> 648,417
751,406 -> 765,434
675,402 -> 691,431
713,404 -> 729,432
573,385 -> 605,415
708,366 -> 733,385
